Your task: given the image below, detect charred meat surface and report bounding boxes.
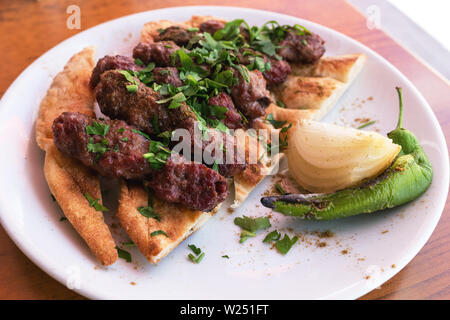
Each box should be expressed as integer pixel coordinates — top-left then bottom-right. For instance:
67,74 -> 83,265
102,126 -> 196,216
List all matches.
207,92 -> 243,129
237,48 -> 291,86
155,26 -> 197,47
95,70 -> 174,136
146,154 -> 228,212
277,30 -> 325,64
52,112 -> 152,179
53,112 -> 228,211
90,55 -> 141,88
199,20 -> 225,35
230,67 -> 271,120
133,41 -> 180,67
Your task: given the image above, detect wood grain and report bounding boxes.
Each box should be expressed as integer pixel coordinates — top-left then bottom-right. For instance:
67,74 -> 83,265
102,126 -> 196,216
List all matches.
0,0 -> 448,300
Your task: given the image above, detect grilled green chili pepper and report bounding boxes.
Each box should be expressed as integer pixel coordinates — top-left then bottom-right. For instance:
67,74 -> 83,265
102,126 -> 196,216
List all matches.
261,87 -> 433,220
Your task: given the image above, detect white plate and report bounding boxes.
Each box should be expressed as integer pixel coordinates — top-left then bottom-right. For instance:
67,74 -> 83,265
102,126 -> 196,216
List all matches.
0,6 -> 448,300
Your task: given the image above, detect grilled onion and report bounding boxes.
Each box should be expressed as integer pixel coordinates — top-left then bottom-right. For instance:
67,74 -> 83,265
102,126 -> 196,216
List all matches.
287,120 -> 401,193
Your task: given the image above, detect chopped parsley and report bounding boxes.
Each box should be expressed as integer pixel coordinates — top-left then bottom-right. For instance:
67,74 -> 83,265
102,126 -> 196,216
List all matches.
357,120 -> 376,129
188,244 -> 205,264
276,100 -> 286,108
59,217 -> 68,222
263,230 -> 281,243
126,84 -> 138,93
122,241 -> 135,247
134,58 -> 144,66
265,113 -> 287,129
234,215 -> 271,243
137,206 -> 160,221
234,215 -> 271,232
84,192 -> 108,212
143,140 -> 172,170
131,128 -> 151,140
150,230 -> 168,237
121,137 -> 129,142
275,183 -> 287,195
86,138 -> 109,161
188,244 -> 202,255
85,121 -> 110,136
222,255 -> 230,259
239,230 -> 256,243
275,234 -> 298,255
116,246 -> 132,262
156,92 -> 187,109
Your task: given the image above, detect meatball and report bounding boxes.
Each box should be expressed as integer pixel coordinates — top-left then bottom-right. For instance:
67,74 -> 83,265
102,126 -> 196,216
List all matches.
199,20 -> 225,35
90,55 -> 141,88
155,26 -> 197,46
52,112 -> 153,179
146,154 -> 228,212
277,30 -> 325,64
230,67 -> 271,120
95,70 -> 175,136
237,48 -> 291,86
133,41 -> 180,67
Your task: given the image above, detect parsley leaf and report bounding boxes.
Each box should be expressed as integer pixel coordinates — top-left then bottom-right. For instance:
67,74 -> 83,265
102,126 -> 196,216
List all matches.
150,230 -> 169,237
188,244 -> 202,255
116,246 -> 132,262
188,252 -> 205,264
143,140 -> 171,170
234,215 -> 271,232
275,234 -> 298,255
239,230 -> 256,243
188,244 -> 205,264
84,192 -> 109,212
275,183 -> 287,195
263,230 -> 281,243
265,114 -> 287,129
137,206 -> 160,221
85,121 -> 110,136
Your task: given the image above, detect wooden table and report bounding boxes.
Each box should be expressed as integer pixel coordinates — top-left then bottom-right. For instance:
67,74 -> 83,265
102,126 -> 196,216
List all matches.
0,0 -> 448,300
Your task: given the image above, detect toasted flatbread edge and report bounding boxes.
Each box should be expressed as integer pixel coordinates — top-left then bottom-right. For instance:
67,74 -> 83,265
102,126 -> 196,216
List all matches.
36,47 -> 118,265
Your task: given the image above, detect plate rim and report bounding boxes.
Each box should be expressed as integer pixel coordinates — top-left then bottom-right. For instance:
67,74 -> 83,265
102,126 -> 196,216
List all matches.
0,5 -> 448,300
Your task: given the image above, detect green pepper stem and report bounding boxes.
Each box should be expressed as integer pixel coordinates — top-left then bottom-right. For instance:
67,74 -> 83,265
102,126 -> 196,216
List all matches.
395,87 -> 404,129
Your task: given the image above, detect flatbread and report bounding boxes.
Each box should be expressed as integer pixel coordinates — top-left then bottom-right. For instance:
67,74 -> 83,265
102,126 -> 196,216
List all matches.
36,47 -> 118,265
45,145 -> 118,265
36,47 -> 97,151
117,181 -> 218,263
290,54 -> 366,83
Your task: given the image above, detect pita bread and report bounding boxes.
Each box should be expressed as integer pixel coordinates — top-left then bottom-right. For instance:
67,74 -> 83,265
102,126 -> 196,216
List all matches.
36,47 -> 118,265
290,54 -> 366,83
117,180 -> 219,263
